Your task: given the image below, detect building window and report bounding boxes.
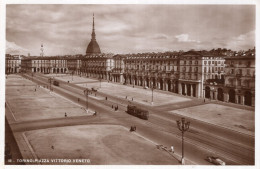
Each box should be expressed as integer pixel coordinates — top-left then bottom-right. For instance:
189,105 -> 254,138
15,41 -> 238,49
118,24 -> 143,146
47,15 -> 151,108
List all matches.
237,79 -> 241,86
238,69 -> 242,75
247,61 -> 251,67
204,61 -> 207,65
209,61 -> 211,65
230,79 -> 234,86
231,69 -> 234,74
247,69 -> 250,75
184,61 -> 186,65
195,61 -> 198,65
195,67 -> 198,72
204,67 -> 207,73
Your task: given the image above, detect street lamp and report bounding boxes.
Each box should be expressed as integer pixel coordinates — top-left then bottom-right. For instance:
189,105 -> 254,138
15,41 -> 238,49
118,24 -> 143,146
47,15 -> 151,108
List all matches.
99,76 -> 102,88
151,86 -> 154,105
48,77 -> 53,91
176,117 -> 190,165
84,88 -> 89,113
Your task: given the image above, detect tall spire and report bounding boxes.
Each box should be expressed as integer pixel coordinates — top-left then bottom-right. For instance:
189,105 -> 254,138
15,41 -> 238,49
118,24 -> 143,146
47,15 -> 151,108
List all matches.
91,13 -> 96,40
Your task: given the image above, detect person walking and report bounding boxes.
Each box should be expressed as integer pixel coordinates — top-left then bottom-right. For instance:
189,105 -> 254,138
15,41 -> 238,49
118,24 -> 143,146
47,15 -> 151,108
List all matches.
65,112 -> 67,118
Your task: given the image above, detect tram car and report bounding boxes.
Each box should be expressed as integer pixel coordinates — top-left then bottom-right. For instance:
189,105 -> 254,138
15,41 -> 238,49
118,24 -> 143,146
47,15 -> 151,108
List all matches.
126,105 -> 149,120
53,80 -> 59,86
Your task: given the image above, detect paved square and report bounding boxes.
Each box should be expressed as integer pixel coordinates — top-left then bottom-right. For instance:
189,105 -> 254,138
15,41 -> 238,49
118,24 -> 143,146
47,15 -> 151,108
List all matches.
50,74 -> 191,106
6,75 -> 91,122
169,103 -> 254,135
24,125 -> 178,165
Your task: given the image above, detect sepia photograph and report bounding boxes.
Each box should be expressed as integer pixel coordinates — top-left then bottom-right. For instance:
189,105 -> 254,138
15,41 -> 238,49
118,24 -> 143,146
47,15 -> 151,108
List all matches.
2,1 -> 259,168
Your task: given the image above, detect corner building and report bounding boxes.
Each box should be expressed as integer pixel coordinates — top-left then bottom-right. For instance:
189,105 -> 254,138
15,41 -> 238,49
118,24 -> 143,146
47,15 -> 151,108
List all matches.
223,50 -> 255,106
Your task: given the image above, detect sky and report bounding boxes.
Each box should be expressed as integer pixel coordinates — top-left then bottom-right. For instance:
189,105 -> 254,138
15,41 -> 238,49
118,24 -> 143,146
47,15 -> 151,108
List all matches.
6,4 -> 255,56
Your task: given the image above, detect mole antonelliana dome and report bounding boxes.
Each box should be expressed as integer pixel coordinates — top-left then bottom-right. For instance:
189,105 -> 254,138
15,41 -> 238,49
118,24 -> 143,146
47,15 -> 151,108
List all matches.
86,13 -> 101,55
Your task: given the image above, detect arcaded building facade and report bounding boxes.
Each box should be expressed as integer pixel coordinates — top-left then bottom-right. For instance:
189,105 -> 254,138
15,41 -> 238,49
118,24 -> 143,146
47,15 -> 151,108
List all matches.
223,50 -> 255,106
114,52 -> 181,93
21,57 -> 68,74
5,54 -> 21,74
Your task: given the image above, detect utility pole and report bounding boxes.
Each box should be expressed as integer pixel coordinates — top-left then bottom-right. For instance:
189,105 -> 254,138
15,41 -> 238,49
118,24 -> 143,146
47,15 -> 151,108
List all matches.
84,88 -> 89,113
176,117 -> 190,165
151,86 -> 154,105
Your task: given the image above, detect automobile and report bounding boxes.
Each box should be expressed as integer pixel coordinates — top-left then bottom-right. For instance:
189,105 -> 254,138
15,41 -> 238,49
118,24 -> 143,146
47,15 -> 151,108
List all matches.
143,86 -> 148,89
206,156 -> 226,165
91,87 -> 98,92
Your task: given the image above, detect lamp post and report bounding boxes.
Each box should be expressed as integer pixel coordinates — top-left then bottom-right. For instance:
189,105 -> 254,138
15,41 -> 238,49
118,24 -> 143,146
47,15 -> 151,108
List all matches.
176,117 -> 190,165
84,88 -> 89,113
48,77 -> 53,91
99,76 -> 102,88
151,86 -> 154,105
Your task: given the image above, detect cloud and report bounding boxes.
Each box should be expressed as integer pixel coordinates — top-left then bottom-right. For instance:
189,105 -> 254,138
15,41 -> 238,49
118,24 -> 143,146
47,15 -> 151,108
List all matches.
175,34 -> 200,43
151,34 -> 169,40
6,5 -> 255,55
6,41 -> 29,55
226,31 -> 255,50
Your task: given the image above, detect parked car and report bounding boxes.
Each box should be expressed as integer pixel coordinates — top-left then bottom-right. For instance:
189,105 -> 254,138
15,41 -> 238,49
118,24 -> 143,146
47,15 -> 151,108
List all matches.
53,80 -> 59,86
91,87 -> 98,92
206,156 -> 225,165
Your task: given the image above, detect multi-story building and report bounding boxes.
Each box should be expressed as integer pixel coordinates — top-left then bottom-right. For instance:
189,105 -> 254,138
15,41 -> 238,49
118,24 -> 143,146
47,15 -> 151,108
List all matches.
5,54 -> 22,74
110,54 -> 125,83
121,52 -> 181,93
21,56 -> 68,74
66,55 -> 83,75
201,50 -> 226,100
81,54 -> 114,80
223,49 -> 255,106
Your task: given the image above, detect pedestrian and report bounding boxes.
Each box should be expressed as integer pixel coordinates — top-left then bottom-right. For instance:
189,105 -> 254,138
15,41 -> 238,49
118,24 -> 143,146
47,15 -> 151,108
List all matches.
35,88 -> 36,92
65,112 -> 67,117
171,146 -> 174,153
78,98 -> 80,102
106,96 -> 107,100
94,111 -> 97,116
112,105 -> 113,108
51,145 -> 54,150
